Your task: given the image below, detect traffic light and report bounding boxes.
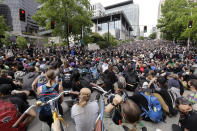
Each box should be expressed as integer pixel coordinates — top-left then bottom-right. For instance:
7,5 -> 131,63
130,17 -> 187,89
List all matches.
19,9 -> 26,22
188,20 -> 193,28
144,26 -> 147,33
51,21 -> 55,29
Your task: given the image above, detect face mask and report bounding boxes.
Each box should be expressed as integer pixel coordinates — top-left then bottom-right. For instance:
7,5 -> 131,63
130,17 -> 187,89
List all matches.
186,72 -> 190,75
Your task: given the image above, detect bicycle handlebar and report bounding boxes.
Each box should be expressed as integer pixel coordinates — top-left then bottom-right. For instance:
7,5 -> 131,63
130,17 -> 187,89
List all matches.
90,83 -> 112,97
12,90 -> 79,128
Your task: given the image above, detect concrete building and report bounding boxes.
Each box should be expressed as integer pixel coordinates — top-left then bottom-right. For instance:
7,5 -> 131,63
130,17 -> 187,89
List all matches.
188,0 -> 197,2
91,3 -> 105,17
105,0 -> 140,37
0,0 -> 39,35
0,4 -> 12,30
91,11 -> 133,41
157,0 -> 166,39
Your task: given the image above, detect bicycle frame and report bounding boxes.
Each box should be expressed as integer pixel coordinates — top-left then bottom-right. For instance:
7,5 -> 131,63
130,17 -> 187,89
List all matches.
12,90 -> 79,131
90,83 -> 113,131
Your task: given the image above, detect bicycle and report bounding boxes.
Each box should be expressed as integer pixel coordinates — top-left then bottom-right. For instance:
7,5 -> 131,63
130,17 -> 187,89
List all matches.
90,83 -> 115,131
12,90 -> 79,131
90,83 -> 128,131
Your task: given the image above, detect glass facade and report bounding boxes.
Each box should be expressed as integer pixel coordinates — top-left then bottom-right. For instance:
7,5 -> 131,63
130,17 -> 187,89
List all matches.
2,0 -> 39,35
97,20 -> 121,39
92,12 -> 131,40
105,4 -> 140,37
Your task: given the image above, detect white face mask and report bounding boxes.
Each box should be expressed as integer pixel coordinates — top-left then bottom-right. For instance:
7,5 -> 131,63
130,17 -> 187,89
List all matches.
186,72 -> 190,75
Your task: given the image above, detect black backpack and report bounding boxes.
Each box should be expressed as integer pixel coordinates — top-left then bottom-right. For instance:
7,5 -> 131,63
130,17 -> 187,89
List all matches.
123,125 -> 147,131
125,71 -> 139,91
62,73 -> 71,89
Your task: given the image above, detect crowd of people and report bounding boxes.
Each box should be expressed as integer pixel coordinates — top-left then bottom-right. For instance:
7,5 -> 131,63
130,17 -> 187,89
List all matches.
0,40 -> 197,131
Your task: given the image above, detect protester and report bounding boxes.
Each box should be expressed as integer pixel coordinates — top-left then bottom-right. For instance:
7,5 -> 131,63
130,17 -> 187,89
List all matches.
0,84 -> 36,131
0,39 -> 196,130
172,98 -> 197,131
104,95 -> 146,131
71,88 -> 99,131
37,69 -> 63,127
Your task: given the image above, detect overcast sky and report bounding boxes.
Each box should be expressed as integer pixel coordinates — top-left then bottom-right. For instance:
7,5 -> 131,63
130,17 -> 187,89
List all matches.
90,0 -> 161,33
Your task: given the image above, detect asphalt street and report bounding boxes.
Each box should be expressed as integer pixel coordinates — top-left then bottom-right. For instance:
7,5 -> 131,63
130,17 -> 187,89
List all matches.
26,90 -> 192,131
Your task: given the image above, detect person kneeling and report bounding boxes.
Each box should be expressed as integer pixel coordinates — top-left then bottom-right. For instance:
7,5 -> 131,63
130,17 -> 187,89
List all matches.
104,95 -> 147,131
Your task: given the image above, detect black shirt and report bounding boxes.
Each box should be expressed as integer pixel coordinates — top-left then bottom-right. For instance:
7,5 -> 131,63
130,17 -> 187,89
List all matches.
0,77 -> 18,90
180,111 -> 197,131
129,92 -> 148,111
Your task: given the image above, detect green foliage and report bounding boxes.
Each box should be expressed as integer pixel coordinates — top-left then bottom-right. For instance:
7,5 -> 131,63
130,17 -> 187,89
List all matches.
33,0 -> 93,47
91,33 -> 104,43
0,15 -> 9,36
1,33 -> 11,47
157,0 -> 197,41
97,40 -> 108,49
102,33 -> 119,47
84,35 -> 93,45
16,36 -> 27,48
139,36 -> 144,40
89,32 -> 119,48
149,32 -> 157,40
0,16 -> 9,47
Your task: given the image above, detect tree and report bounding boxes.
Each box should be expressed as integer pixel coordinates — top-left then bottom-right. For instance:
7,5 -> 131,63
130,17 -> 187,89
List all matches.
1,33 -> 11,47
103,33 -> 119,47
138,36 -> 144,40
16,36 -> 27,48
83,35 -> 93,45
33,0 -> 93,49
149,32 -> 157,40
157,0 -> 197,42
0,15 -> 9,47
91,33 -> 104,43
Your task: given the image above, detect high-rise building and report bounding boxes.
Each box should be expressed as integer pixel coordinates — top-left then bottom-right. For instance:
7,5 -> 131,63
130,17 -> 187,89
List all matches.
91,11 -> 133,41
157,0 -> 165,39
104,0 -> 140,37
188,0 -> 197,2
91,3 -> 105,17
0,4 -> 12,30
0,0 -> 39,35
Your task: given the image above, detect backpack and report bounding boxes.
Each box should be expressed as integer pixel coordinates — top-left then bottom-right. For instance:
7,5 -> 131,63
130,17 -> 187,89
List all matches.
0,99 -> 25,131
90,67 -> 99,80
80,73 -> 92,88
22,72 -> 39,90
37,75 -> 47,87
125,71 -> 138,91
38,84 -> 59,118
140,92 -> 163,123
125,71 -> 138,84
166,89 -> 178,116
62,73 -> 71,89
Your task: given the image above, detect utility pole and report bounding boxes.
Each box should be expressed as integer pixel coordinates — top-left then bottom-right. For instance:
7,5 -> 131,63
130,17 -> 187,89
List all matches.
108,20 -> 109,45
187,11 -> 192,51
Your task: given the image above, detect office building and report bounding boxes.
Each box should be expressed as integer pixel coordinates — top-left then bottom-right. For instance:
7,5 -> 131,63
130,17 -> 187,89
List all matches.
91,11 -> 133,41
91,3 -> 105,17
105,0 -> 140,37
0,0 -> 39,35
157,0 -> 165,39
